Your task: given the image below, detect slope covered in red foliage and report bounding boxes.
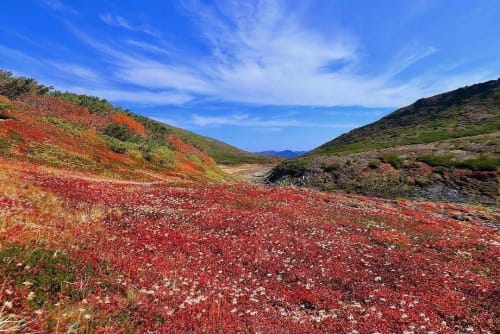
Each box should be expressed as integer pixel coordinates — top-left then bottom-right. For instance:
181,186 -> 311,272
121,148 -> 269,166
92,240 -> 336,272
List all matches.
0,94 -> 227,182
0,159 -> 498,333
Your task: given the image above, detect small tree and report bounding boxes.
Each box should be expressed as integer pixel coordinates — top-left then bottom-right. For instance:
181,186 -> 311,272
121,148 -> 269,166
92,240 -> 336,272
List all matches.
0,70 -> 53,99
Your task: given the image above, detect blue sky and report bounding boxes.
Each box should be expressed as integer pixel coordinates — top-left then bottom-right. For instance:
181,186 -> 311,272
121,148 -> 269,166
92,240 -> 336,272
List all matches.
1,0 -> 499,151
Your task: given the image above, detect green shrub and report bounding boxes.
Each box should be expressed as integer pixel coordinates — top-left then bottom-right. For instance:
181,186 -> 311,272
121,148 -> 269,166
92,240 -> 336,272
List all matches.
419,154 -> 499,171
44,117 -> 81,136
433,166 -> 449,175
52,91 -> 117,115
368,160 -> 381,169
0,101 -> 8,111
0,70 -> 52,99
108,142 -> 127,154
417,154 -> 455,167
454,156 -> 499,171
322,162 -> 341,173
380,153 -> 405,169
103,123 -> 138,142
276,159 -> 309,177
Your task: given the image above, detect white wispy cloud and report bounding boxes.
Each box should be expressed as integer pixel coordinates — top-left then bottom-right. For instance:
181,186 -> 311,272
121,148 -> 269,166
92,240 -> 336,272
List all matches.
125,40 -> 171,56
82,0 -> 493,108
42,0 -> 78,14
189,113 -> 359,129
18,1 -> 499,109
99,13 -> 159,37
46,62 -> 100,81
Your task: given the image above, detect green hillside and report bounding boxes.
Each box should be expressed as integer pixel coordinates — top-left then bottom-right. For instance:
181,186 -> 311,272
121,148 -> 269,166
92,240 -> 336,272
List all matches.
268,79 -> 500,203
313,79 -> 500,156
156,123 -> 275,165
50,87 -> 273,166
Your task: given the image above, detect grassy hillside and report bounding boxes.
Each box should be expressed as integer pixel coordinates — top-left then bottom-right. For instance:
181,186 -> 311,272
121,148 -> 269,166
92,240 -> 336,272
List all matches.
313,79 -> 500,156
269,79 -> 500,203
0,70 -> 272,168
0,71 -> 236,181
0,93 -> 228,181
51,92 -> 273,166
155,123 -> 275,165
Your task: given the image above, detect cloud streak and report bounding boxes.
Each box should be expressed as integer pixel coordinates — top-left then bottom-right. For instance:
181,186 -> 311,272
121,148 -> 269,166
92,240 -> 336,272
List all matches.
189,113 -> 359,129
82,1 -> 494,108
15,1 -> 499,109
42,0 -> 78,14
100,13 -> 159,37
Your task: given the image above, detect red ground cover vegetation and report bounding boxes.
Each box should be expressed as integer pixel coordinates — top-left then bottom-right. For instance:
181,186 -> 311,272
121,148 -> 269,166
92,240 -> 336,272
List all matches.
0,94 -> 225,182
0,159 -> 498,333
169,134 -> 215,166
110,113 -> 146,136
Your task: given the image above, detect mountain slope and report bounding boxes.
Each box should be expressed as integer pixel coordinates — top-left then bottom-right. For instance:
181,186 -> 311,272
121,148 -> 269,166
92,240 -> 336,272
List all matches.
51,90 -> 273,166
163,125 -> 275,165
0,93 -> 225,181
314,79 -> 500,156
268,79 -> 500,203
0,70 -> 273,182
0,71 -> 273,174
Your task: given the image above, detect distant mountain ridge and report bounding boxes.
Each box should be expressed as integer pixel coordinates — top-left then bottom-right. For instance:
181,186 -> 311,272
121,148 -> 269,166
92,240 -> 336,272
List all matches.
268,79 -> 500,203
259,150 -> 307,158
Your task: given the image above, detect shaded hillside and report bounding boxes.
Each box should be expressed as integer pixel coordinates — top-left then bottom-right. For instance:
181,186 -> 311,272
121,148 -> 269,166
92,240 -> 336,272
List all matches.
269,80 -> 500,203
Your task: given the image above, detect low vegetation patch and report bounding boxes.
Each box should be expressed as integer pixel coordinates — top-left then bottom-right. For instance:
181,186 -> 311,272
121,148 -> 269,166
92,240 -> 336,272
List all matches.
274,159 -> 309,177
44,116 -> 81,136
0,244 -> 94,308
380,153 -> 405,169
418,154 -> 499,171
321,162 -> 341,172
453,155 -> 499,171
368,160 -> 381,169
1,165 -> 497,332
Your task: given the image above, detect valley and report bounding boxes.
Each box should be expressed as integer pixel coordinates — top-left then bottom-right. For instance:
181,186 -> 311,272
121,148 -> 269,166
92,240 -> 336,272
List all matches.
217,163 -> 277,182
0,72 -> 498,333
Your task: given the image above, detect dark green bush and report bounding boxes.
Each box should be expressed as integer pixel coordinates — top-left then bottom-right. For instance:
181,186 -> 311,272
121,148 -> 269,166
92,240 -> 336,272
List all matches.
103,123 -> 137,142
322,162 -> 341,173
0,70 -> 52,99
108,142 -> 127,154
417,154 -> 455,167
276,159 -> 309,177
380,153 -> 405,169
368,160 -> 381,169
454,156 -> 499,171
